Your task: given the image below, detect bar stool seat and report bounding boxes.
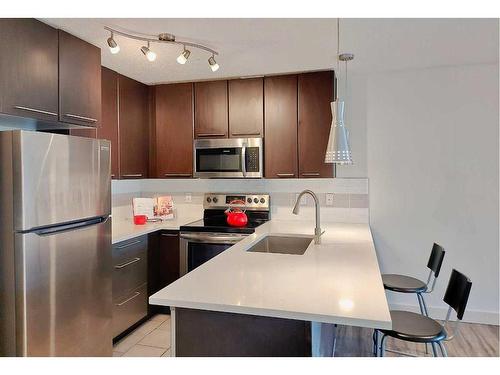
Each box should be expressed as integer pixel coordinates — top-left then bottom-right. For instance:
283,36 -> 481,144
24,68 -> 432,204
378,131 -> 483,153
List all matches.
382,274 -> 427,293
381,310 -> 446,343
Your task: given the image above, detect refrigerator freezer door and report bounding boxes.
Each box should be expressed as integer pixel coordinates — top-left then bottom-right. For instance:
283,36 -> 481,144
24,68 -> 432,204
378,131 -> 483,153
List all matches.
11,130 -> 111,231
15,217 -> 112,356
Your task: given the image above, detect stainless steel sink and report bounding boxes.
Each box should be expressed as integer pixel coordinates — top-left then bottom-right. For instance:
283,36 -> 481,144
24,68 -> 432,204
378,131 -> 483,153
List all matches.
246,235 -> 313,255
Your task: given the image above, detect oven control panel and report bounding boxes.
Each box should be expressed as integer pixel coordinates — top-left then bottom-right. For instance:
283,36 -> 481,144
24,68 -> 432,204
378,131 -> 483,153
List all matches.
204,193 -> 270,210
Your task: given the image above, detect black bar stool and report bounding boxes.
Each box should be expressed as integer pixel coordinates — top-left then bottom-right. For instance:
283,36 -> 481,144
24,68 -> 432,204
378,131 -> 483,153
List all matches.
374,269 -> 472,357
382,243 -> 446,317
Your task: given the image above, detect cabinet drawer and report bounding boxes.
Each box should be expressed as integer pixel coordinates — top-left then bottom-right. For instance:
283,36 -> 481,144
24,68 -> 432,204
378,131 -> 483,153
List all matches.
112,235 -> 147,265
112,235 -> 148,299
113,252 -> 147,299
112,284 -> 148,338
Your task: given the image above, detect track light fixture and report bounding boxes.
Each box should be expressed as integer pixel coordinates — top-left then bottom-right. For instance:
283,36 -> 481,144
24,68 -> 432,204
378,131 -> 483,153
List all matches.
104,26 -> 219,71
177,46 -> 191,64
107,32 -> 120,54
208,55 -> 219,72
140,41 -> 157,62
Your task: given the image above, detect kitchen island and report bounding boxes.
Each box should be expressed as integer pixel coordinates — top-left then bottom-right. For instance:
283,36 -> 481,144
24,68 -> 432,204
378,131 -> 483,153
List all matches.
149,220 -> 392,357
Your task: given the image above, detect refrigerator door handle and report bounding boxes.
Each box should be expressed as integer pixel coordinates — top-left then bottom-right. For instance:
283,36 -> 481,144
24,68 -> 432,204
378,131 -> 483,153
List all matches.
32,216 -> 108,236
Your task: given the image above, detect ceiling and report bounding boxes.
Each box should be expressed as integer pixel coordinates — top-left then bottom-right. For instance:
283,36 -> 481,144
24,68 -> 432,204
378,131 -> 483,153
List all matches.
42,18 -> 498,85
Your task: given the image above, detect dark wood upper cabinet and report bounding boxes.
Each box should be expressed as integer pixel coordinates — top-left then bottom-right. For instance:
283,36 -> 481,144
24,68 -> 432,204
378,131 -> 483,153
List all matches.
264,75 -> 298,178
228,78 -> 263,137
0,19 -> 59,122
118,75 -> 149,179
98,67 -> 119,179
194,80 -> 228,138
154,83 -> 194,178
59,30 -> 101,128
298,71 -> 335,178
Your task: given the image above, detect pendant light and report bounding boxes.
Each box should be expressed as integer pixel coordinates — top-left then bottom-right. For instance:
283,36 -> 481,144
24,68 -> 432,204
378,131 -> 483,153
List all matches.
325,18 -> 353,165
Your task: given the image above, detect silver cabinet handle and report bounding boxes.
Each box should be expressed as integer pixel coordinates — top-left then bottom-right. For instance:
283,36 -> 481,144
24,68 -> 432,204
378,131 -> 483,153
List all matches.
13,105 -> 57,117
301,172 -> 320,177
121,174 -> 143,178
164,173 -> 191,177
64,113 -> 98,123
111,174 -> 116,178
197,133 -> 225,137
276,173 -> 295,177
115,257 -> 141,269
116,291 -> 141,306
116,239 -> 142,249
161,233 -> 178,237
231,132 -> 261,136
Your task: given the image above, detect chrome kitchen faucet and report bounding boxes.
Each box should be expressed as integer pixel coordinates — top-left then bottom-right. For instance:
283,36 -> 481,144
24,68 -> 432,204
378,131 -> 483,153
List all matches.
292,190 -> 324,244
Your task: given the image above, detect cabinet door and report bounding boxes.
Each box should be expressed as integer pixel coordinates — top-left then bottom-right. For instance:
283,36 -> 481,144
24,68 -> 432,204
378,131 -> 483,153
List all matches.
155,83 -> 193,178
119,75 -> 149,179
0,19 -> 58,122
148,231 -> 180,314
228,78 -> 263,137
98,67 -> 119,179
298,71 -> 334,178
59,30 -> 101,127
264,75 -> 298,178
194,80 -> 228,138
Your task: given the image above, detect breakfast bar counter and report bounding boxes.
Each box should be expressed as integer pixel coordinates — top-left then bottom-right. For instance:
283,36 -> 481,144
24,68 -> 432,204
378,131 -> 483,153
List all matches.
149,220 -> 392,356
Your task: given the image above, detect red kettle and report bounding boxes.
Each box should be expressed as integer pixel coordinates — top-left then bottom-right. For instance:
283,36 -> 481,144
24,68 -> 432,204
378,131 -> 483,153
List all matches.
225,199 -> 248,227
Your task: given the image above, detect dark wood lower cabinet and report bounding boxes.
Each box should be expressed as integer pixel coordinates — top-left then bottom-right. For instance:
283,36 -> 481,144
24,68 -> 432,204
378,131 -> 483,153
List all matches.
148,231 -> 180,314
174,308 -> 311,357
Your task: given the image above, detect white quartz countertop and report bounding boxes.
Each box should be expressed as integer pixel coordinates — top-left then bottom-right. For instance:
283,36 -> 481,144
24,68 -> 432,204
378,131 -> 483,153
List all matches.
112,215 -> 200,244
149,220 -> 392,329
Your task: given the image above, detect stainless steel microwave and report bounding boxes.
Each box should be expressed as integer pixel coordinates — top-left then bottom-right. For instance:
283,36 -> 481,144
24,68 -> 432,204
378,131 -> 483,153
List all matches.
193,138 -> 263,178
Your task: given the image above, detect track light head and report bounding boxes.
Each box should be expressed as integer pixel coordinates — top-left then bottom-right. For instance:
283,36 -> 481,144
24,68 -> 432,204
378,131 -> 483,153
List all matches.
141,42 -> 156,62
107,33 -> 120,54
208,55 -> 219,72
177,47 -> 191,64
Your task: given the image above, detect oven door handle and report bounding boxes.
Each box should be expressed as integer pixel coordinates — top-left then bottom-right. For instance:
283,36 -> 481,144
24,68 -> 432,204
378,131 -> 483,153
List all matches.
180,233 -> 247,244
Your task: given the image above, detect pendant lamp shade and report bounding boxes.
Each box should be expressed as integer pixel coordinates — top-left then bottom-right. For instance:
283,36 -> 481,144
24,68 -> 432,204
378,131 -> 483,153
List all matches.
324,100 -> 353,164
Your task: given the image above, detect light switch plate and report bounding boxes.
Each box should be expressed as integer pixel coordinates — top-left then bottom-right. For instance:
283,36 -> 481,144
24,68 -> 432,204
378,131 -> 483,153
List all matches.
184,193 -> 192,203
326,193 -> 334,206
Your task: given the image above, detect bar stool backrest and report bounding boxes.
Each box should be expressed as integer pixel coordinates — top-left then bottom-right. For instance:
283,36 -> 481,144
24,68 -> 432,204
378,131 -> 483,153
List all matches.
427,243 -> 445,277
443,269 -> 472,320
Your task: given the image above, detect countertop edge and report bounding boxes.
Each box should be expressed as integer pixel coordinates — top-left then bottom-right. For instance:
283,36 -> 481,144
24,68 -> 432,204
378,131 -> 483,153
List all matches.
148,296 -> 392,330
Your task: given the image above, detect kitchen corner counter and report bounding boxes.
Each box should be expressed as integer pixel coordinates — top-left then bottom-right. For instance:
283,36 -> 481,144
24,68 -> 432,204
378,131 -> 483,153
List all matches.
111,215 -> 200,244
149,220 -> 392,330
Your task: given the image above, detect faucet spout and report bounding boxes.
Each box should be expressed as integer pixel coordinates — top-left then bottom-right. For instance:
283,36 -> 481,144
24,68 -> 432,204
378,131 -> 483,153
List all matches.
292,189 -> 323,244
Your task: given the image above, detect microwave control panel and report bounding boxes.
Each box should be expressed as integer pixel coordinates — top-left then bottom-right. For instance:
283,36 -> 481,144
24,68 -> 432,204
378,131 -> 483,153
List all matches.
245,147 -> 260,172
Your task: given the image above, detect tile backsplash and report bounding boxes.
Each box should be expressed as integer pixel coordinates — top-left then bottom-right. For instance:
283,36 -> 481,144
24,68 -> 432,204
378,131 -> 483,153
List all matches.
112,178 -> 369,224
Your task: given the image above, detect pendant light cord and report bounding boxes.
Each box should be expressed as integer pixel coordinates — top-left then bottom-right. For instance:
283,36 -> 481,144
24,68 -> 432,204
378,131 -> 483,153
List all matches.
336,18 -> 340,101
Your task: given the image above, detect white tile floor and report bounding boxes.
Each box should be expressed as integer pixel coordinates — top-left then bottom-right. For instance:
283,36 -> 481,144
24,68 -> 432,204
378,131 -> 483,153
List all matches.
113,314 -> 172,357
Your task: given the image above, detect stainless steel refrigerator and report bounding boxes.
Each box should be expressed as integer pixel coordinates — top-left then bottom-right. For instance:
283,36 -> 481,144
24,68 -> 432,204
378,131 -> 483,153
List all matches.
0,130 -> 112,356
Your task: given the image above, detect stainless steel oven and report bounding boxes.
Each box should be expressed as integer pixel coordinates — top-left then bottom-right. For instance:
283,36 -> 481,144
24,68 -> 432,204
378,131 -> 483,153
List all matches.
193,138 -> 263,178
179,232 -> 248,276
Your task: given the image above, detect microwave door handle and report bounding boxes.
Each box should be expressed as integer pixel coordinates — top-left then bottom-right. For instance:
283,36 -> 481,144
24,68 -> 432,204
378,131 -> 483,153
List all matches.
241,143 -> 247,177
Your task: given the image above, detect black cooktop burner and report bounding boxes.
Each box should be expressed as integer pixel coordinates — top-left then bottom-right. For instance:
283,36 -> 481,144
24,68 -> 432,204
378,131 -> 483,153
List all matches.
180,209 -> 270,234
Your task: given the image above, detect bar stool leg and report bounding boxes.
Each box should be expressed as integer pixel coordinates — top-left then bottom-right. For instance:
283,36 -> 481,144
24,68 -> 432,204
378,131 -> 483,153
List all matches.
431,342 -> 438,357
438,341 -> 448,357
372,330 -> 379,356
416,293 -> 430,355
380,334 -> 388,357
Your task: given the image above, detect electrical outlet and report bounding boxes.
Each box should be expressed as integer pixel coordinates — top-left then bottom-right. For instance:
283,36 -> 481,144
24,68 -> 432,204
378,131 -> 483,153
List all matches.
326,193 -> 334,206
184,193 -> 192,203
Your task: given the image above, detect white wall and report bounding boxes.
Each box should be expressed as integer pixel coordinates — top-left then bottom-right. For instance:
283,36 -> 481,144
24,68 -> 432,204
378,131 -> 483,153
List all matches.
339,63 -> 499,324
